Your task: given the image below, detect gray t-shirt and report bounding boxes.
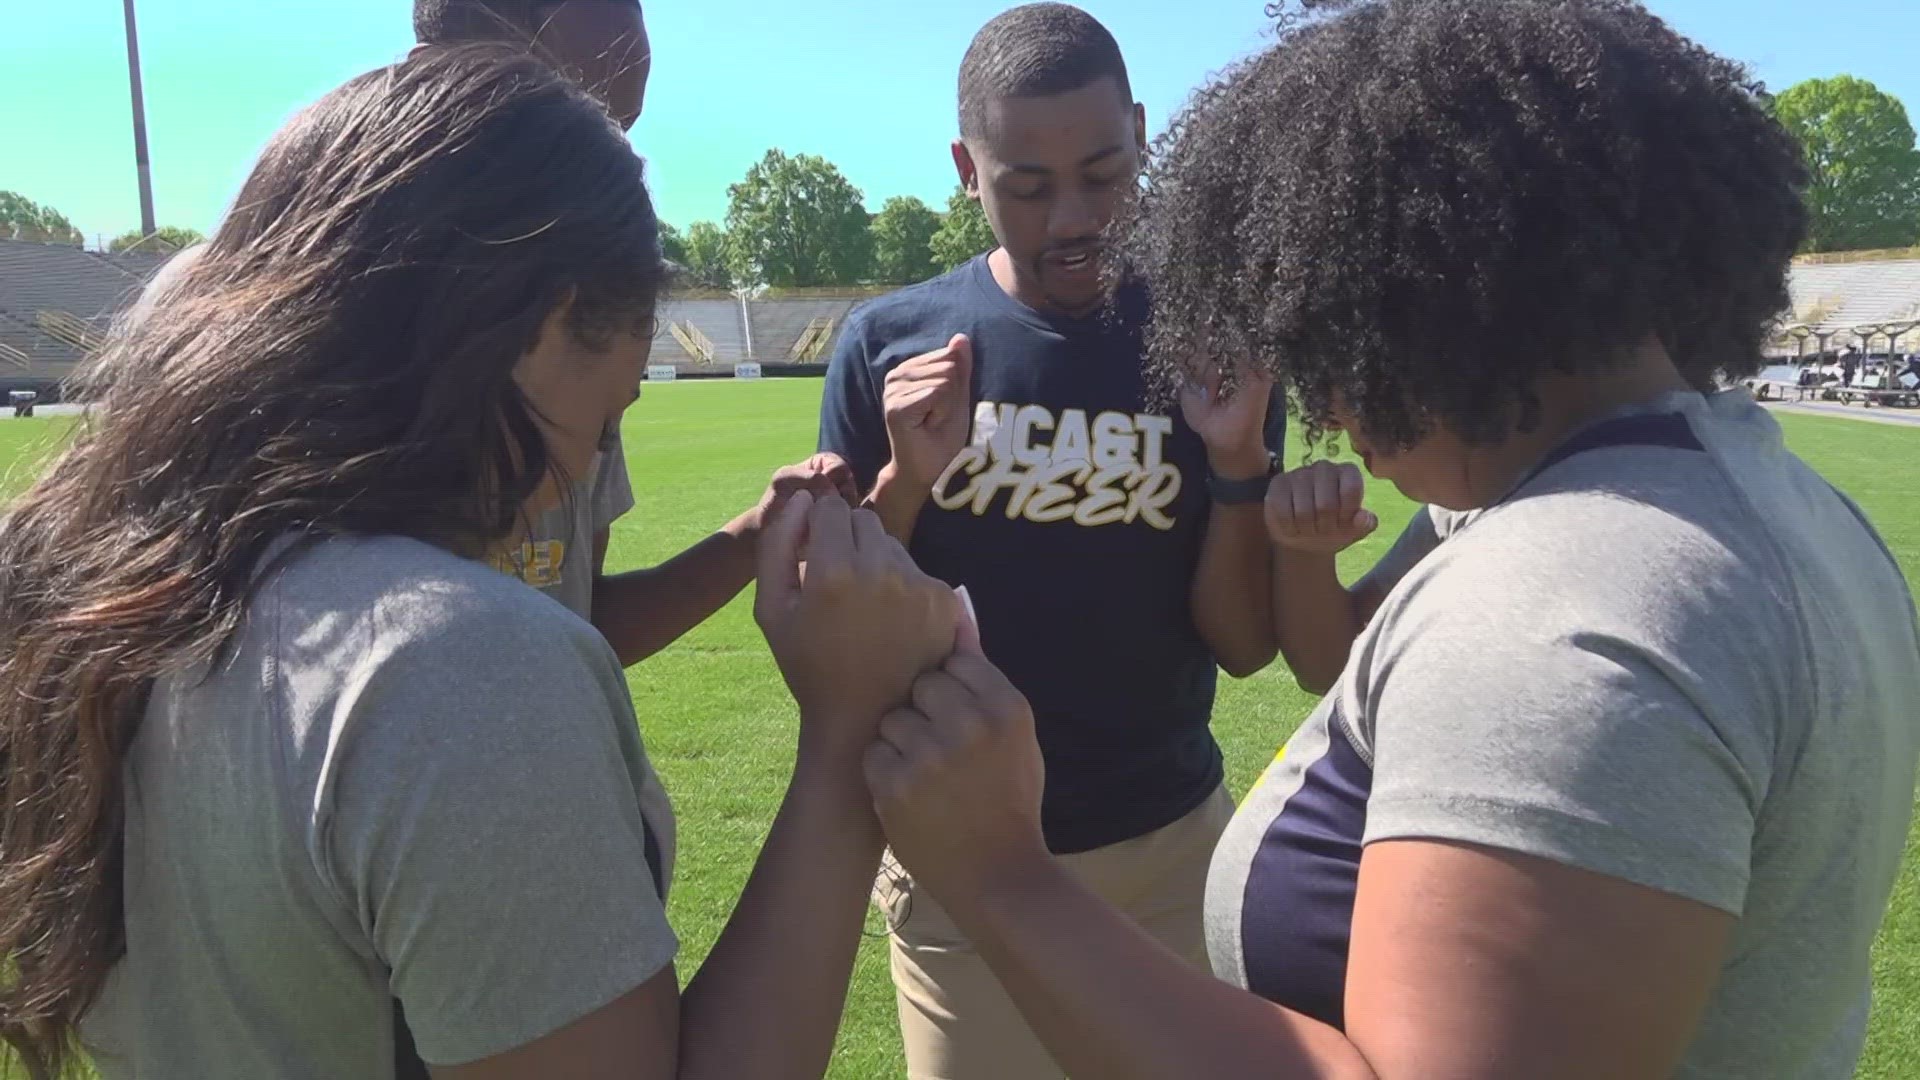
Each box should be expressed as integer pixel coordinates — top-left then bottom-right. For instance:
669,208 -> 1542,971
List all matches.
83,535 -> 677,1076
1208,389 -> 1920,1077
1351,501 -> 1470,599
129,244 -> 638,625
492,443 -> 637,621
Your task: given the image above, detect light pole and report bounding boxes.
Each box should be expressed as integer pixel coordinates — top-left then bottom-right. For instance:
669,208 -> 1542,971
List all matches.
123,0 -> 157,238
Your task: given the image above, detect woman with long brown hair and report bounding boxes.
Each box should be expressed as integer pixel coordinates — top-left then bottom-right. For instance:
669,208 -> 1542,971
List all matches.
0,47 -> 958,1080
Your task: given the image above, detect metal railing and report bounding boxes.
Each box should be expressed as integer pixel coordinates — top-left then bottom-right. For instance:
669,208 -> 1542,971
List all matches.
670,320 -> 716,364
36,309 -> 105,354
789,316 -> 837,362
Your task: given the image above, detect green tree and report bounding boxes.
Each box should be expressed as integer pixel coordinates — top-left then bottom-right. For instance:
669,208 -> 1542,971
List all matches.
724,150 -> 873,287
680,221 -> 734,289
1773,76 -> 1920,252
929,187 -> 997,270
0,191 -> 83,245
108,226 -> 205,254
869,195 -> 944,285
658,222 -> 689,267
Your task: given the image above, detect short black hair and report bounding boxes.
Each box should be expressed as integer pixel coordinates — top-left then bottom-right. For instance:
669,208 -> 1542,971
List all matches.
413,0 -> 556,45
1121,0 -> 1809,452
958,3 -> 1133,139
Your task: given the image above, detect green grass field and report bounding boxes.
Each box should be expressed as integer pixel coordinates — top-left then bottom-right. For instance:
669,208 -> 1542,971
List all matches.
0,381 -> 1916,1078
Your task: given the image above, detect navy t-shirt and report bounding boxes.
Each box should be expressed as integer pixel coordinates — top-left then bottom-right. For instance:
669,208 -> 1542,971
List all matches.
819,255 -> 1268,854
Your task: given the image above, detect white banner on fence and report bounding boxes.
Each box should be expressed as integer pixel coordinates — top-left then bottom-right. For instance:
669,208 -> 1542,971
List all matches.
734,362 -> 764,380
646,365 -> 678,382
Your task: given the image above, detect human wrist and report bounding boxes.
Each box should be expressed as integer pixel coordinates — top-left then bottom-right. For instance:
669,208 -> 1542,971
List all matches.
723,503 -> 764,540
1273,541 -> 1343,570
792,733 -> 879,797
869,461 -> 933,538
874,459 -> 933,503
1206,442 -> 1272,482
783,749 -> 883,840
946,843 -> 1067,938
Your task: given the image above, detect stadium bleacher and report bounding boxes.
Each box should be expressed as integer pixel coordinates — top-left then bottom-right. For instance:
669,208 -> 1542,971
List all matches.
0,239 -> 158,396
750,297 -> 861,362
649,294 -> 870,368
0,239 -> 151,322
0,311 -> 76,383
9,233 -> 1911,393
1780,256 -> 1920,345
0,238 -> 885,389
100,248 -> 172,280
661,298 -> 752,363
1743,253 -> 1920,405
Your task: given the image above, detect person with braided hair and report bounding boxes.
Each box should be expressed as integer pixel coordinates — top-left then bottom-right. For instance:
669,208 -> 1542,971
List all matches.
857,2 -> 1920,1077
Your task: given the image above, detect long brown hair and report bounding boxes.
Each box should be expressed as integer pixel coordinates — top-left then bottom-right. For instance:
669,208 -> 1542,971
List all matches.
0,45 -> 663,1077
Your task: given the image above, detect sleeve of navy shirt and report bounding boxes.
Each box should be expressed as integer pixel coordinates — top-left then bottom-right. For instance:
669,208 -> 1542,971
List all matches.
817,307 -> 893,494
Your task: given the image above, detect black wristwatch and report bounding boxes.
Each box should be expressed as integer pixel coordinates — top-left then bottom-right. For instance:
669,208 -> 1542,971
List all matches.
1206,452 -> 1280,505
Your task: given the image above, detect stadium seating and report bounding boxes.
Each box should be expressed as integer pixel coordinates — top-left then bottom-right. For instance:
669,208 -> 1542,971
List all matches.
0,311 -> 77,385
100,249 -> 172,280
749,297 -> 861,362
647,296 -> 869,368
0,239 -> 150,322
1780,257 -> 1920,349
15,232 -> 1911,390
657,298 -> 750,363
0,239 -> 158,396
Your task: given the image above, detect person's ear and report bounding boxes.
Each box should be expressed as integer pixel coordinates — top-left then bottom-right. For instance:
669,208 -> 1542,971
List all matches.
408,42 -> 431,58
952,140 -> 981,199
1133,103 -> 1148,160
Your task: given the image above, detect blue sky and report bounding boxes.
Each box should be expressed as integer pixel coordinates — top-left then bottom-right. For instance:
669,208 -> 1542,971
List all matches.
5,0 -> 1918,245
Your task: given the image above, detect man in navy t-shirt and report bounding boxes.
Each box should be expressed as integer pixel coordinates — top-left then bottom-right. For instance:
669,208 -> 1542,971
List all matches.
817,6 -> 1280,1077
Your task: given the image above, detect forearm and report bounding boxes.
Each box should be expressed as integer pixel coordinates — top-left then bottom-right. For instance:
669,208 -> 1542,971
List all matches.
677,753 -> 885,1080
591,513 -> 757,666
864,462 -> 931,543
951,855 -> 1376,1080
1271,547 -> 1365,695
1192,502 -> 1278,678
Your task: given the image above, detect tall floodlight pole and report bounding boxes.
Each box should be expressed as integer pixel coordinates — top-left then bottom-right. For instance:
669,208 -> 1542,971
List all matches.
123,0 -> 158,238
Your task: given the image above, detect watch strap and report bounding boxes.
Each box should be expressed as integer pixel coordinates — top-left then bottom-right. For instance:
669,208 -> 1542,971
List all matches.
1207,454 -> 1279,505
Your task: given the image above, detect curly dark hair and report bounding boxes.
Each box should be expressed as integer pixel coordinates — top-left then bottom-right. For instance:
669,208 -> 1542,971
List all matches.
1119,0 -> 1809,451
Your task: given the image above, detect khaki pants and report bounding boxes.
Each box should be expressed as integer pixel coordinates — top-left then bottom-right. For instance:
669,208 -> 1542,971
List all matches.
874,786 -> 1235,1080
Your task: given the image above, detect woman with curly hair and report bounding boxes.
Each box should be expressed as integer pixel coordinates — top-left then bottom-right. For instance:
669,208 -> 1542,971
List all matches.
857,1 -> 1920,1077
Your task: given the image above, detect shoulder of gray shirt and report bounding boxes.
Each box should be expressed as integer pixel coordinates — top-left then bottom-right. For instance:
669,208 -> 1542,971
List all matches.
256,533 -> 615,672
